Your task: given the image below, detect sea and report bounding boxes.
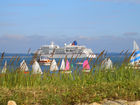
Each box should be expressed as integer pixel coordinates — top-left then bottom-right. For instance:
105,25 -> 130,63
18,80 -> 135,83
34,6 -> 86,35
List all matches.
0,53 -> 129,72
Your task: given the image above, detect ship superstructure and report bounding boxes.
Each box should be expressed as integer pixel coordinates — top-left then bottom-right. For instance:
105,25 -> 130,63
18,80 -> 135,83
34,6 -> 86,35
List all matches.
35,41 -> 96,58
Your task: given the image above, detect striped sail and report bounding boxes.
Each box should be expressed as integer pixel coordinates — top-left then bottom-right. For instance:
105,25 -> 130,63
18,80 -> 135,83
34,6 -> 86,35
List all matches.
130,56 -> 135,65
20,60 -> 29,72
130,40 -> 140,64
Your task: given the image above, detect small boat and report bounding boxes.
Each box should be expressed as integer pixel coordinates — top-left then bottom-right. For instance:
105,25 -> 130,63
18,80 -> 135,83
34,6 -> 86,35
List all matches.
1,61 -> 7,73
76,62 -> 83,65
65,60 -> 70,70
32,60 -> 43,74
20,60 -> 29,74
65,60 -> 72,73
50,59 -> 59,72
130,40 -> 140,69
101,58 -> 113,69
60,59 -> 65,70
82,60 -> 90,72
60,59 -> 72,73
38,56 -> 52,66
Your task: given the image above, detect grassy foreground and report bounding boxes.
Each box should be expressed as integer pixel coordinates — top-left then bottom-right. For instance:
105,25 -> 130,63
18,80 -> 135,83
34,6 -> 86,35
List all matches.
0,66 -> 140,105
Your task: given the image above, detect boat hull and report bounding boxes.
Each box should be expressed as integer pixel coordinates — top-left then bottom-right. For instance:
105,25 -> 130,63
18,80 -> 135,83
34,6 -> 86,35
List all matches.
59,70 -> 72,73
82,69 -> 91,72
38,53 -> 96,59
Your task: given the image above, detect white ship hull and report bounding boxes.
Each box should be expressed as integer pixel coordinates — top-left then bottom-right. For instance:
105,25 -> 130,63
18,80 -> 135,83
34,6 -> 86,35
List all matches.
35,41 -> 96,59
40,53 -> 96,58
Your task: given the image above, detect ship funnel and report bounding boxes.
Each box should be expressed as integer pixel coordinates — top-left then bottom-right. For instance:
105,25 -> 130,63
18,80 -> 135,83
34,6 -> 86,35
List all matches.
72,40 -> 77,45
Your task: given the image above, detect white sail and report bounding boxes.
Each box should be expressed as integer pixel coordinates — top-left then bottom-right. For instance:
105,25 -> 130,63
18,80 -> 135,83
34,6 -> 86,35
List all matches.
102,58 -> 113,69
130,40 -> 140,64
60,59 -> 65,70
1,61 -> 7,73
50,59 -> 59,71
20,60 -> 29,72
133,40 -> 139,51
32,60 -> 43,74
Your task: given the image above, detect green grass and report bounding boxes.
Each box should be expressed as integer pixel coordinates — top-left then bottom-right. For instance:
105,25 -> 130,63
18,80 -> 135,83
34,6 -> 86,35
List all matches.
0,65 -> 140,105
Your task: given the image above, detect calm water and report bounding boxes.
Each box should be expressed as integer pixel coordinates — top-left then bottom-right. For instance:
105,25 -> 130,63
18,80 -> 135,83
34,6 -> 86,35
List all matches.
0,53 -> 128,72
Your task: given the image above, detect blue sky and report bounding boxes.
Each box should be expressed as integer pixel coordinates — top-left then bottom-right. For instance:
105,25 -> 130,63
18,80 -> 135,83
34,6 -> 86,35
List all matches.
0,0 -> 140,53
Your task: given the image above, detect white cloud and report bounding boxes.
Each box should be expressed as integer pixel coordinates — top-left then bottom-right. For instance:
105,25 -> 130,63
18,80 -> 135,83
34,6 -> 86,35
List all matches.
0,23 -> 17,27
3,35 -> 25,40
0,35 -> 46,53
79,36 -> 92,40
8,3 -> 47,7
0,34 -> 140,53
123,32 -> 140,37
74,35 -> 140,52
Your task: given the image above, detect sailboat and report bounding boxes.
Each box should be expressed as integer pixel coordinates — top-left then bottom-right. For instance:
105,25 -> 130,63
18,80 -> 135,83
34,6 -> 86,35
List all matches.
20,60 -> 29,74
32,60 -> 43,74
65,60 -> 70,70
60,59 -> 72,73
50,59 -> 59,72
101,58 -> 113,69
1,61 -> 7,73
60,59 -> 65,70
130,40 -> 140,69
65,60 -> 72,73
82,60 -> 90,72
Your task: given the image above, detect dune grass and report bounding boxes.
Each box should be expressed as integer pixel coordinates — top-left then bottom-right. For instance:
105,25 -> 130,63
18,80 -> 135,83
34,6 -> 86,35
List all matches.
0,51 -> 140,105
0,65 -> 140,105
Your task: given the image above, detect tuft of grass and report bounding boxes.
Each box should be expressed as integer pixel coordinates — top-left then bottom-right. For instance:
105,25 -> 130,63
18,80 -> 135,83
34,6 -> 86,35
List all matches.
0,50 -> 140,105
0,65 -> 139,105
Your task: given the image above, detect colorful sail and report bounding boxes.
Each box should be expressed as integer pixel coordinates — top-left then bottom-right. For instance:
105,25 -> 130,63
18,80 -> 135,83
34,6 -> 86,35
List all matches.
32,60 -> 43,74
60,59 -> 65,70
65,60 -> 70,70
130,40 -> 140,64
50,59 -> 59,71
1,61 -> 7,73
20,60 -> 29,72
83,60 -> 90,70
130,56 -> 135,65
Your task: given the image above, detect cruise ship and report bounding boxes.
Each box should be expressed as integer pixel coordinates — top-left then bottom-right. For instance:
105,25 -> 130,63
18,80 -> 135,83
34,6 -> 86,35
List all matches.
35,41 -> 96,58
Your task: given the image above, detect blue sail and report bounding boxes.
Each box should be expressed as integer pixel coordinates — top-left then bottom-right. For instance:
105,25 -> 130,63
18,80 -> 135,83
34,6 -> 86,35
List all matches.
130,40 -> 140,64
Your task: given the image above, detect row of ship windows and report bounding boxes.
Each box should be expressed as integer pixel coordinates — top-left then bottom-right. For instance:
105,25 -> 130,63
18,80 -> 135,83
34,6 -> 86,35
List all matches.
41,50 -> 82,53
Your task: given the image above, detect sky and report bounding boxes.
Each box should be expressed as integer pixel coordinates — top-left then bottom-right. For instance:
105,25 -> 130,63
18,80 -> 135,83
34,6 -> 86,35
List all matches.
0,0 -> 140,53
